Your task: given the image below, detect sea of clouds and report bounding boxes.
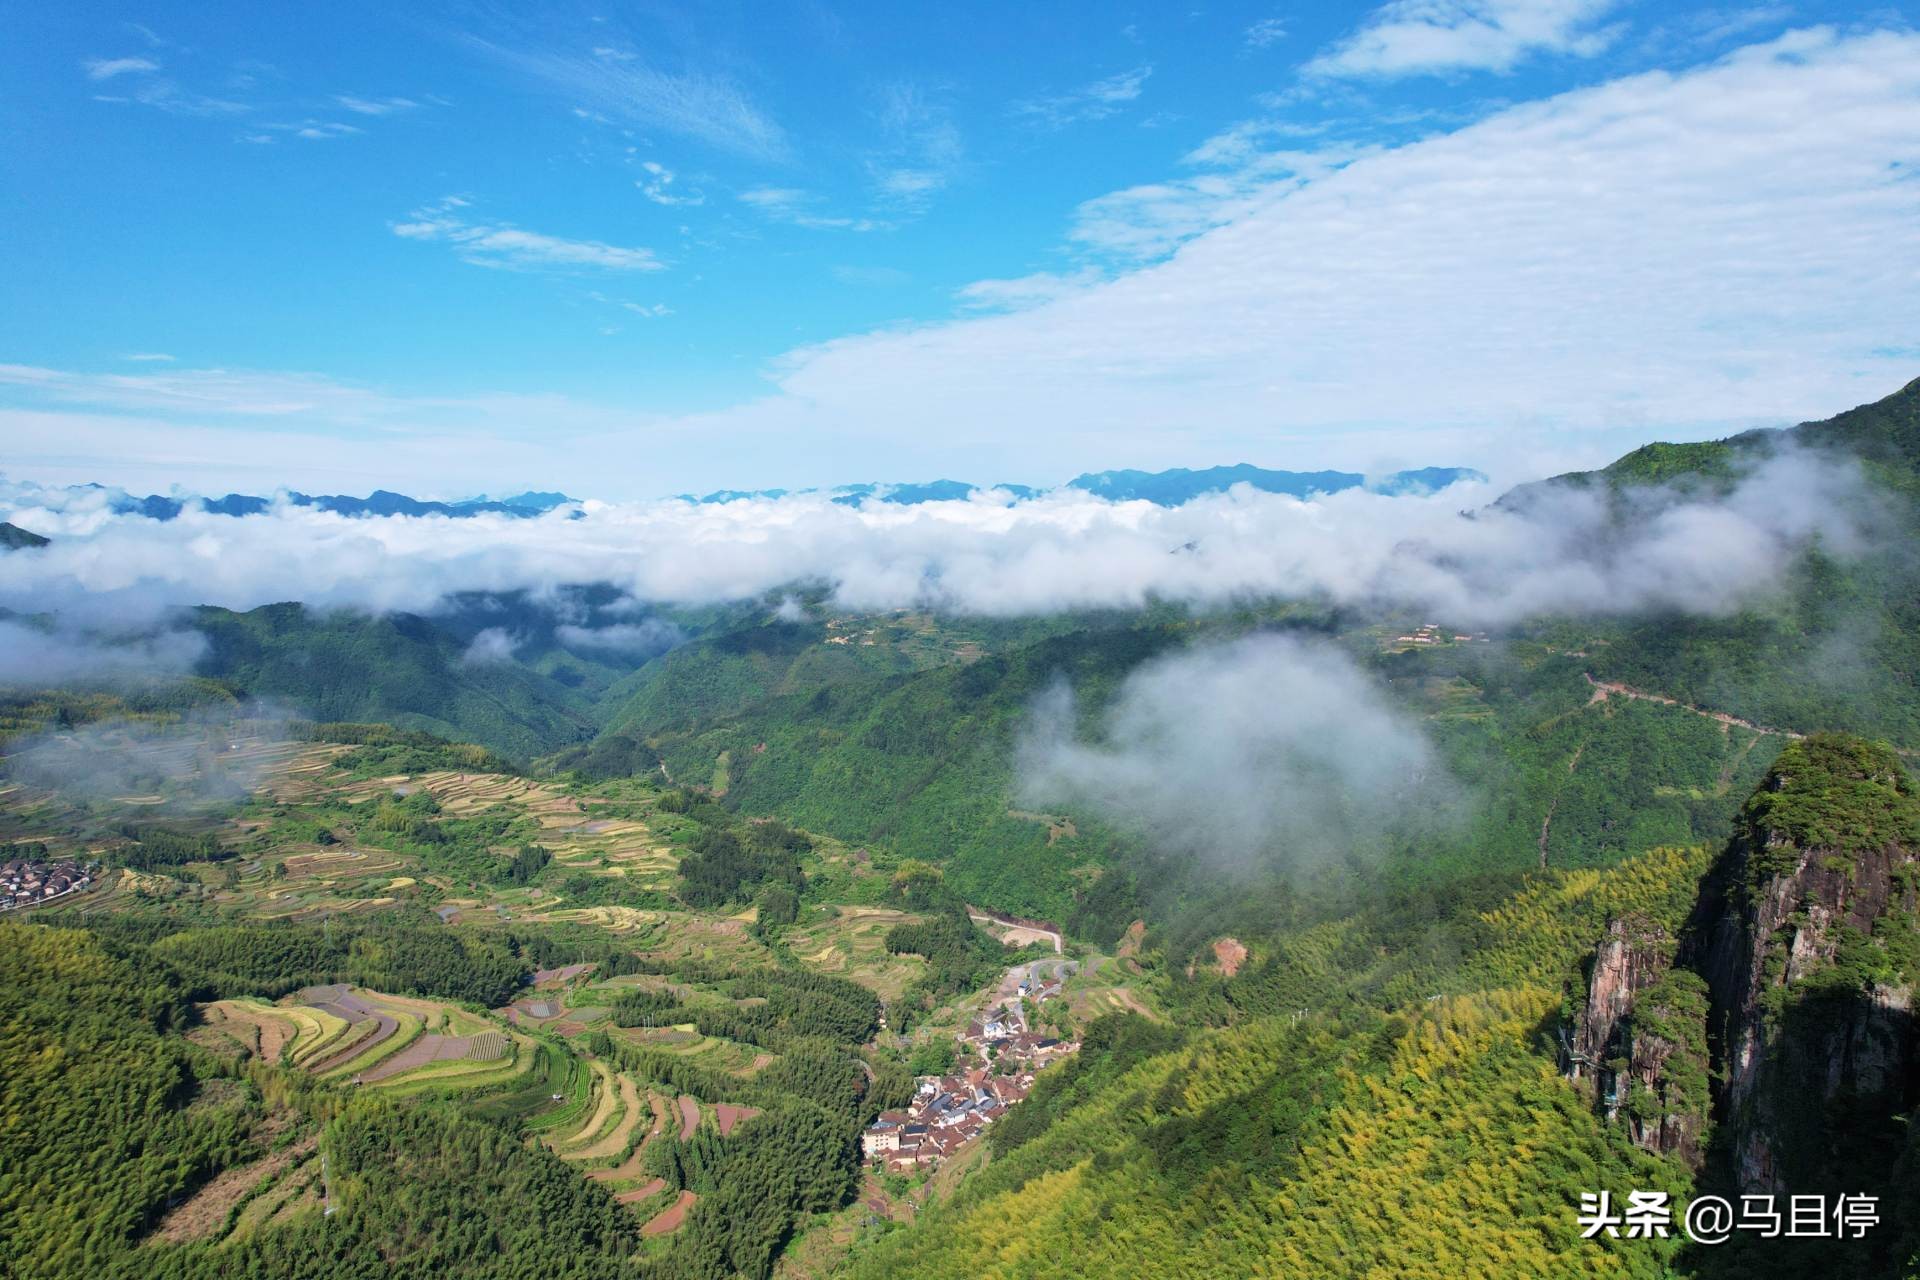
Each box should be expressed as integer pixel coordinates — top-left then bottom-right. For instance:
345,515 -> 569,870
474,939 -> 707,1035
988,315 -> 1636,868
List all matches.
0,446 -> 1876,652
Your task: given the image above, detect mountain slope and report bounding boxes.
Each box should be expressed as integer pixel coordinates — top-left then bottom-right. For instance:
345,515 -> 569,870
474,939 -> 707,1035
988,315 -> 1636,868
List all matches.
0,521 -> 49,550
190,603 -> 597,760
848,735 -> 1920,1278
849,844 -> 1712,1280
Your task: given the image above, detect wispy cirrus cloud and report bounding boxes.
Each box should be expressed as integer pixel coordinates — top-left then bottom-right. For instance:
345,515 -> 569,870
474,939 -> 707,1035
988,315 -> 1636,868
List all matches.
89,69 -> 249,116
738,188 -> 882,232
1245,18 -> 1290,49
84,56 -> 160,80
471,38 -> 788,161
636,160 -> 705,207
393,198 -> 663,271
867,82 -> 965,212
587,291 -> 674,320
1012,65 -> 1152,128
1309,0 -> 1624,77
334,94 -> 420,115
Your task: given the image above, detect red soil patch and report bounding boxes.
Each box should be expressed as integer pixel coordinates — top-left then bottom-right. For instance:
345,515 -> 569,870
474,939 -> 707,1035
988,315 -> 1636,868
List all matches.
1210,936 -> 1248,978
616,1178 -> 666,1205
587,1093 -> 671,1184
641,1190 -> 697,1236
357,1032 -> 500,1083
676,1095 -> 701,1140
303,1013 -> 397,1075
713,1103 -> 760,1137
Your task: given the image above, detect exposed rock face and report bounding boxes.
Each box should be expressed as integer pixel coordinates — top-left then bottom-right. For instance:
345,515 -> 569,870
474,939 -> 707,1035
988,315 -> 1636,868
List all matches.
1573,915 -> 1672,1077
1566,735 -> 1920,1186
1692,734 -> 1920,1193
1570,915 -> 1709,1168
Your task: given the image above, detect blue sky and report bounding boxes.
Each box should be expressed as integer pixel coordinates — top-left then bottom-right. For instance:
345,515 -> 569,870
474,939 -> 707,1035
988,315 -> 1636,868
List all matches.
3,1 -> 1917,497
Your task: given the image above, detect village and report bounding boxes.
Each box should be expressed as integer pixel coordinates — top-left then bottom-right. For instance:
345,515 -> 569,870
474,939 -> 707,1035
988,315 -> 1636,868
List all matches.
0,852 -> 95,911
862,959 -> 1079,1175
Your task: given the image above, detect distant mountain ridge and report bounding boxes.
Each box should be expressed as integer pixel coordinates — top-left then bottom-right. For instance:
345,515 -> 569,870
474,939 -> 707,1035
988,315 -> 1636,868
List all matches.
685,479 -> 1042,506
687,464 -> 1484,507
98,487 -> 578,521
15,465 -> 1485,521
1066,463 -> 1486,504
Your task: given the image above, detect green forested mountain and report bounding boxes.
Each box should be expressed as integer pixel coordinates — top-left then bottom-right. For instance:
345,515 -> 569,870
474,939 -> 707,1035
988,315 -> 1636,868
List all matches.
189,602 -> 600,761
841,735 -> 1920,1279
8,381 -> 1920,1279
582,378 -> 1920,927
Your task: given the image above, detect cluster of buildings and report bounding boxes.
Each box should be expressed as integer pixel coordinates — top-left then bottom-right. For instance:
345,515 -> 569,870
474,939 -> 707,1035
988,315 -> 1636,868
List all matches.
1388,622 -> 1490,649
0,855 -> 94,911
863,972 -> 1078,1175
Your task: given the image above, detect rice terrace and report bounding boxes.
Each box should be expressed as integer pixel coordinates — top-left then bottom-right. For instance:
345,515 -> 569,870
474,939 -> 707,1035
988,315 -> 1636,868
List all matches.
1,710 -> 1107,1273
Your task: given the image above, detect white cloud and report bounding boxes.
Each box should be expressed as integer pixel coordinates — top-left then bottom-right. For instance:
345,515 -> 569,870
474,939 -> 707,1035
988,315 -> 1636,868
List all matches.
1245,18 -> 1290,49
461,627 -> 521,664
0,447 -> 1880,630
1309,0 -> 1623,77
92,75 -> 248,116
1013,65 -> 1152,128
637,160 -> 704,206
394,199 -> 662,271
694,29 -> 1920,478
122,352 -> 176,363
471,38 -> 788,161
291,121 -> 363,140
334,94 -> 419,115
1018,634 -> 1450,871
84,57 -> 159,80
0,620 -> 206,685
869,82 -> 965,211
955,270 -> 1102,312
555,618 -> 686,655
738,188 -> 882,232
15,30 -> 1920,498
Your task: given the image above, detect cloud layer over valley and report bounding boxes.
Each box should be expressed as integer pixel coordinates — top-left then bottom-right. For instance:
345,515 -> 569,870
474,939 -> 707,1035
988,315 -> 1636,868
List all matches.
0,445 -> 1879,636
1016,634 -> 1455,873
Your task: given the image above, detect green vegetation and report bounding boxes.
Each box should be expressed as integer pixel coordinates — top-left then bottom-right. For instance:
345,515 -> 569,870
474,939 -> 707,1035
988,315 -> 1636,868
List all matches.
9,378 -> 1920,1279
141,921 -> 532,1007
191,602 -> 597,760
1740,733 -> 1920,879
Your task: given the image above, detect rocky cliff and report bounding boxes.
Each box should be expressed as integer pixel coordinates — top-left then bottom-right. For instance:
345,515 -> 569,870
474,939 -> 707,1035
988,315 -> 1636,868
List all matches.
1568,733 -> 1919,1188
1694,732 -> 1920,1193
1569,915 -> 1710,1167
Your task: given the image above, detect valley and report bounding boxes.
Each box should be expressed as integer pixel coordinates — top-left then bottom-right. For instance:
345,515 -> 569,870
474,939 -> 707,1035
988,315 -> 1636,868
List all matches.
3,378 -> 1920,1279
11,6 -> 1920,1273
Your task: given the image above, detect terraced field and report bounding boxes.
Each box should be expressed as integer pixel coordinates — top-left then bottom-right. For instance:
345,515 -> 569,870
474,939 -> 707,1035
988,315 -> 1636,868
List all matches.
253,743 -> 355,802
199,1000 -> 295,1064
588,1092 -> 673,1188
643,1190 -> 698,1237
399,770 -> 679,887
782,906 -> 929,1002
196,988 -> 522,1094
